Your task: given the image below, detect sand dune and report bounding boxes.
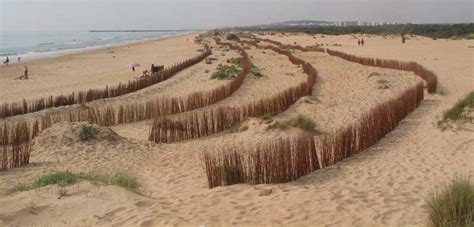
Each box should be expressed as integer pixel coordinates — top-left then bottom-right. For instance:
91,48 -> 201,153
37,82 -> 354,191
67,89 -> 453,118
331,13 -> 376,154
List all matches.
0,32 -> 473,226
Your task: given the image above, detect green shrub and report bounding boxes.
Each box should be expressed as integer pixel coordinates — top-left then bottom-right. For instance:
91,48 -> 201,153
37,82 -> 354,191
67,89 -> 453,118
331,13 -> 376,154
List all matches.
428,177 -> 474,227
467,33 -> 474,40
211,65 -> 241,80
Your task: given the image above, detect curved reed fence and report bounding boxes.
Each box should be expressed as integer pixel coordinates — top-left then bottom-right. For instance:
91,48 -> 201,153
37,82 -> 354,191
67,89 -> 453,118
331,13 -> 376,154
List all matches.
254,38 -> 325,53
254,37 -> 437,93
148,42 -> 318,143
0,45 -> 212,119
325,49 -> 437,93
203,82 -> 424,188
204,133 -> 319,187
0,39 -> 249,170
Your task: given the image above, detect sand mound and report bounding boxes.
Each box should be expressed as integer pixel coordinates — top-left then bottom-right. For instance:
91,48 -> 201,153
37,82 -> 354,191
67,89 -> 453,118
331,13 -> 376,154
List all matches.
34,122 -> 122,147
31,122 -> 131,162
0,181 -> 154,226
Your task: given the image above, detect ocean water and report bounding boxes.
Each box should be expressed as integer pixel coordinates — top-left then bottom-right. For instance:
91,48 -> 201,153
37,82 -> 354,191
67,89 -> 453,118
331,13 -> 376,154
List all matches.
0,30 -> 189,63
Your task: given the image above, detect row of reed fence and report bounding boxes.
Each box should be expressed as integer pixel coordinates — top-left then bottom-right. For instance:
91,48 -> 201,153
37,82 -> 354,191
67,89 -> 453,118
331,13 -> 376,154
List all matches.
254,37 -> 437,93
0,39 -> 249,170
0,45 -> 212,119
203,82 -> 424,188
148,39 -> 318,143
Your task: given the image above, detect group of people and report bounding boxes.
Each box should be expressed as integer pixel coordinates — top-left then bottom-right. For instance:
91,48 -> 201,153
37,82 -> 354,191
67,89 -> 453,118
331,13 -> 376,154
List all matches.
3,56 -> 21,65
357,38 -> 365,46
136,63 -> 164,80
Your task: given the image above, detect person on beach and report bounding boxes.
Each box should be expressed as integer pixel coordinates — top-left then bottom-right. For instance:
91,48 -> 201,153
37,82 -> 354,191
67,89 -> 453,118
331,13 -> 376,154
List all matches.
358,39 -> 361,46
16,66 -> 29,80
132,66 -> 135,72
3,56 -> 9,65
17,57 -> 21,62
361,38 -> 365,46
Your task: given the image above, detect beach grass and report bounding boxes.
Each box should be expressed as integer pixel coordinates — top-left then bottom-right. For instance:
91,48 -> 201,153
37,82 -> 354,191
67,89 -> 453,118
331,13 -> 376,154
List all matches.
280,114 -> 317,133
427,177 -> 474,227
443,91 -> 474,121
211,65 -> 241,80
6,171 -> 140,195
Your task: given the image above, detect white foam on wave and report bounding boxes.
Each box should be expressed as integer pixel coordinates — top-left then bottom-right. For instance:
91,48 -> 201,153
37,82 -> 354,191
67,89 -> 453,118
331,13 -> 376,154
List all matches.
0,31 -> 190,65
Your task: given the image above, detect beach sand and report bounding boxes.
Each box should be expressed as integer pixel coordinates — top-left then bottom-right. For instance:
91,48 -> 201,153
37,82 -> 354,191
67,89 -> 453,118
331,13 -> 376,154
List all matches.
0,32 -> 202,104
0,32 -> 473,226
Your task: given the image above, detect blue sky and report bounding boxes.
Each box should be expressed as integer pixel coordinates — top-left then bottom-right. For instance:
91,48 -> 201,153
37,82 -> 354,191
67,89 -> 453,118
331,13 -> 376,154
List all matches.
1,0 -> 473,31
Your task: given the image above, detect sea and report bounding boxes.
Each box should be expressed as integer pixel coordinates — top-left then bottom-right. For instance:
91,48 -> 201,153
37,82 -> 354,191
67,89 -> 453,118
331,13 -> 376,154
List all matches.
0,30 -> 191,63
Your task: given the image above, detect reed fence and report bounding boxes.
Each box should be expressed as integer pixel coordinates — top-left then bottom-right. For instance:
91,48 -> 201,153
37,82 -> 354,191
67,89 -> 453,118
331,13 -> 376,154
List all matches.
148,40 -> 318,143
0,45 -> 212,118
254,37 -> 437,93
325,49 -> 437,93
203,82 -> 424,188
0,39 -> 248,170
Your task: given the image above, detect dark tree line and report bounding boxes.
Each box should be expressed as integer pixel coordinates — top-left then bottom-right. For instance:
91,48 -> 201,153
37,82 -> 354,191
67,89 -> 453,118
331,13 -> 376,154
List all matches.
237,24 -> 474,39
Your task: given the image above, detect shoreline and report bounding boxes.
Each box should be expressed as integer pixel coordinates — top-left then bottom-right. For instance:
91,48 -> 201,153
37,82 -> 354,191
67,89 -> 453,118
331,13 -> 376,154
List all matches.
0,31 -> 201,67
0,31 -> 204,103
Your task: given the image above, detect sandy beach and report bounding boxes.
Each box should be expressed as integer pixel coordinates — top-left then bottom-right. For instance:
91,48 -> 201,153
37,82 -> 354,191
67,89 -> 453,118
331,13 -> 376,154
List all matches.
0,31 -> 473,226
0,32 -> 202,104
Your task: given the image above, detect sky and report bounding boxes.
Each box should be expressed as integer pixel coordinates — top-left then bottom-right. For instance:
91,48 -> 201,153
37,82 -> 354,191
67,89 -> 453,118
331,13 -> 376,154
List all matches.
1,0 -> 473,31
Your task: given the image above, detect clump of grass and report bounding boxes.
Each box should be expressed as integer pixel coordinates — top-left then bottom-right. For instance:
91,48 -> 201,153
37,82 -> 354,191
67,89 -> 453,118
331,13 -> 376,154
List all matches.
443,91 -> 474,121
239,126 -> 249,132
86,172 -> 141,190
79,125 -> 96,141
427,177 -> 474,227
280,114 -> 317,133
260,113 -> 273,121
211,65 -> 241,80
34,171 -> 80,187
6,171 -> 141,195
250,65 -> 263,78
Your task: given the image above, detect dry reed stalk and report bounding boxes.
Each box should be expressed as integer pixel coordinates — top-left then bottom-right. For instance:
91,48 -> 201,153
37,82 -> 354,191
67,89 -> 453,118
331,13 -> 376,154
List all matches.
203,133 -> 318,188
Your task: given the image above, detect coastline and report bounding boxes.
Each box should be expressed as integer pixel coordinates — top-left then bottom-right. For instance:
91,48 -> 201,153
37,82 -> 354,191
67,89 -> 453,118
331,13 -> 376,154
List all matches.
0,31 -> 204,103
0,30 -> 201,66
